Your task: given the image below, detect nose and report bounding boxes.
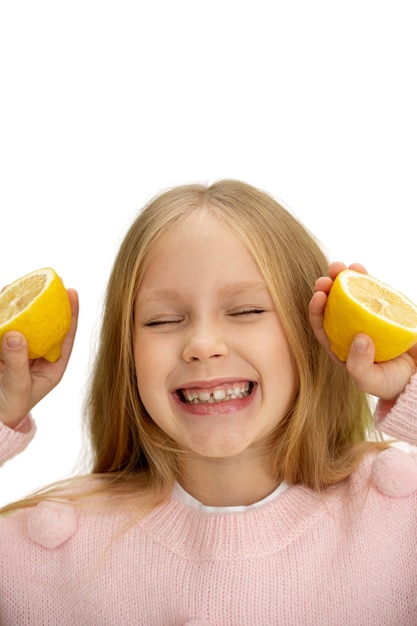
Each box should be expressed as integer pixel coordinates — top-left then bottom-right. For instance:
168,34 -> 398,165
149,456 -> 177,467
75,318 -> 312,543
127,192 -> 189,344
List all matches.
182,319 -> 228,363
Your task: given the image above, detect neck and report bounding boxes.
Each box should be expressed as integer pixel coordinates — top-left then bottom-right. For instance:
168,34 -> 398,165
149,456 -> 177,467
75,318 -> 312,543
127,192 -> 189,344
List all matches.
178,449 -> 280,507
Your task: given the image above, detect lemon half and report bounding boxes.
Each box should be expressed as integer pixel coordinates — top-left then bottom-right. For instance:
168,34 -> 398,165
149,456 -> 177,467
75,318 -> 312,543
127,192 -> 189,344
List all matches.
323,269 -> 417,362
0,268 -> 71,362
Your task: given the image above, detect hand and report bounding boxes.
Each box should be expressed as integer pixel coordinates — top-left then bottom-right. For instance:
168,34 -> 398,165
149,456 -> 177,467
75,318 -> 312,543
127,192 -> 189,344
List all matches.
309,262 -> 417,401
0,288 -> 79,429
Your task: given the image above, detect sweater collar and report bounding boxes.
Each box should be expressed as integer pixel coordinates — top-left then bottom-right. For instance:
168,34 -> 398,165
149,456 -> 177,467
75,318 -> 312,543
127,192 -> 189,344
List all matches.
140,481 -> 340,560
172,480 -> 289,514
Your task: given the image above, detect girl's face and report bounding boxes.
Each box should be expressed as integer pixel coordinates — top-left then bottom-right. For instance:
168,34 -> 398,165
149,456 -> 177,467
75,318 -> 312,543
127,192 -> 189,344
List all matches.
133,211 -> 298,462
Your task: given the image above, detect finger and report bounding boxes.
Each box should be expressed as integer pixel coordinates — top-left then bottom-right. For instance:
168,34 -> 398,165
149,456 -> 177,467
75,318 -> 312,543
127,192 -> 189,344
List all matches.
327,261 -> 348,280
313,276 -> 333,295
345,334 -> 376,392
1,331 -> 30,375
308,292 -> 343,366
327,261 -> 367,281
407,342 -> 417,371
314,263 -> 364,295
29,288 -> 79,387
0,332 -> 32,427
348,262 -> 367,274
60,288 -> 79,362
309,290 -> 327,325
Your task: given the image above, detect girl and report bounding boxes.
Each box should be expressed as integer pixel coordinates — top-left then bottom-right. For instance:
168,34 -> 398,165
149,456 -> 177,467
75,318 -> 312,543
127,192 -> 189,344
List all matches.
1,180 -> 416,625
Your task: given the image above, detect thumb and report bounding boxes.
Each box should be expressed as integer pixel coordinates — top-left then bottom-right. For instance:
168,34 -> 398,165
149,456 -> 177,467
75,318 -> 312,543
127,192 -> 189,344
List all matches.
1,331 -> 30,374
0,332 -> 32,427
345,334 -> 376,392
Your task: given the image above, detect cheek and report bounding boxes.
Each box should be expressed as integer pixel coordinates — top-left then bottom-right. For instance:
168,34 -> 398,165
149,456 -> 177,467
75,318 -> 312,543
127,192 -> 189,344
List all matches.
133,359 -> 162,428
283,355 -> 299,405
133,339 -> 156,402
133,336 -> 174,407
134,332 -> 161,373
270,334 -> 298,396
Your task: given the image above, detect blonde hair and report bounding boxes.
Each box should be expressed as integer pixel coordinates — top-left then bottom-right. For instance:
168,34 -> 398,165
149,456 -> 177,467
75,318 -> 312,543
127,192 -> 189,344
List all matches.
1,180 -> 387,513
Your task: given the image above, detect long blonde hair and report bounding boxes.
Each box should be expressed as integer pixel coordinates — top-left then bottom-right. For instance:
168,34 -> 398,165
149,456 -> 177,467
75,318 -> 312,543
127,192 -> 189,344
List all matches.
1,180 -> 386,512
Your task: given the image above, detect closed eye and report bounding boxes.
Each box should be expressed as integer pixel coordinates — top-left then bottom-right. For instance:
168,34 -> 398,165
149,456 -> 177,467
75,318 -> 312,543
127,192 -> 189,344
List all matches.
228,308 -> 265,316
144,318 -> 184,327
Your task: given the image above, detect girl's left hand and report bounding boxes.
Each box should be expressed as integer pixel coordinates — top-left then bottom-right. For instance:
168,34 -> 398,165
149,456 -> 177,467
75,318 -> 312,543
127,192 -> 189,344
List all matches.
309,261 -> 417,402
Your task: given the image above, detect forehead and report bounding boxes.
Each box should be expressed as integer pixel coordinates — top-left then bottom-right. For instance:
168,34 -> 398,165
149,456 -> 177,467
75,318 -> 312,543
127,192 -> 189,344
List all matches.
137,211 -> 269,298
146,210 -> 252,264
137,281 -> 271,307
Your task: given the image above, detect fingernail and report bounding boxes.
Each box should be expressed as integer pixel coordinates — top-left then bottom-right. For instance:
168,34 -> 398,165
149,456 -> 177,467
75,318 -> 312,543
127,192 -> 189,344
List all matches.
6,333 -> 22,349
353,336 -> 368,352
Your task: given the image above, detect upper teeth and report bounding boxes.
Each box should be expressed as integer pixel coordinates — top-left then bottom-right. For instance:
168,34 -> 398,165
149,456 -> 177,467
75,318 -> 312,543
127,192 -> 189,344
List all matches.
182,383 -> 251,404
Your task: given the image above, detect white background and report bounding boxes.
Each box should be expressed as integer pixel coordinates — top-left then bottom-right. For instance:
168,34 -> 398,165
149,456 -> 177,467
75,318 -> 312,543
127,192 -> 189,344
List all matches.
1,1 -> 416,505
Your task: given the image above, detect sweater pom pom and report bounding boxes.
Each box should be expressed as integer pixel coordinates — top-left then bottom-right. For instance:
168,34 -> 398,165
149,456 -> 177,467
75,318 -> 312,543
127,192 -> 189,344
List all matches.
27,500 -> 77,549
371,448 -> 417,497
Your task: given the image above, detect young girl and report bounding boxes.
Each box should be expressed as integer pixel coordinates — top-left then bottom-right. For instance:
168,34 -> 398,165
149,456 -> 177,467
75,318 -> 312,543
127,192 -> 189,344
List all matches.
1,180 -> 416,625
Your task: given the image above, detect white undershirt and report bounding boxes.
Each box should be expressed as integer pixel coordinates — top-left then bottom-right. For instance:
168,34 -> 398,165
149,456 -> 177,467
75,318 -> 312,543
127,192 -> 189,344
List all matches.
173,480 -> 289,514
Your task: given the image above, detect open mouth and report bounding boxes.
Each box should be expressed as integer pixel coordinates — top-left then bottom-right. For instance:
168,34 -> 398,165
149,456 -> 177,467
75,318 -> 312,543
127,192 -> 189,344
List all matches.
177,382 -> 254,405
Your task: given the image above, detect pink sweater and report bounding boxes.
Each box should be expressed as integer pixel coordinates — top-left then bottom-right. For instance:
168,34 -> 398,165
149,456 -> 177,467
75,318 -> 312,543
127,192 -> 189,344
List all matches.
1,378 -> 417,625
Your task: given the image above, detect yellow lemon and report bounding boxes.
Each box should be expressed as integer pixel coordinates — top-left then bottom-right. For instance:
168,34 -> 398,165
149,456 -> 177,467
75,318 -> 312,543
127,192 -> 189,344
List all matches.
323,269 -> 417,362
0,268 -> 71,362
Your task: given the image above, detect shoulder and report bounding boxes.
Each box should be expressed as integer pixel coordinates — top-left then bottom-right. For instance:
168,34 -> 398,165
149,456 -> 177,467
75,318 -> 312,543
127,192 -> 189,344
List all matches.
310,447 -> 417,559
369,446 -> 417,498
1,499 -> 78,550
344,442 -> 417,498
0,485 -> 160,553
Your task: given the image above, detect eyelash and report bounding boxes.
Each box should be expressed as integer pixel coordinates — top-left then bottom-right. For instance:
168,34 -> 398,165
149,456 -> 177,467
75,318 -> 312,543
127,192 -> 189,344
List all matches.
229,308 -> 265,317
145,319 -> 183,327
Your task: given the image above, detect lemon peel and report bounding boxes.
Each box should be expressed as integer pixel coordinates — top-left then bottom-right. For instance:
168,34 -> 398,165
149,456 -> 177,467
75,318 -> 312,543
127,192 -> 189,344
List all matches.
0,268 -> 71,362
323,269 -> 417,362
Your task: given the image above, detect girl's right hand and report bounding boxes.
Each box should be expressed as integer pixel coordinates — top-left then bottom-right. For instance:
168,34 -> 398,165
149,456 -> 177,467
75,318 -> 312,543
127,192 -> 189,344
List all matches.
0,288 -> 79,429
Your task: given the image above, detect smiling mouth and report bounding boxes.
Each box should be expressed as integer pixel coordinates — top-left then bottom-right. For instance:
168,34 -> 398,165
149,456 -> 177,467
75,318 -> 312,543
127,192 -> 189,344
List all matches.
178,382 -> 254,405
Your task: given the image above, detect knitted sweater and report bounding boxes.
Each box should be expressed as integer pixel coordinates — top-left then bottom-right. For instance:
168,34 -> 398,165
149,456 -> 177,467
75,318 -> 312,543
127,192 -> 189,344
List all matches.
1,378 -> 417,625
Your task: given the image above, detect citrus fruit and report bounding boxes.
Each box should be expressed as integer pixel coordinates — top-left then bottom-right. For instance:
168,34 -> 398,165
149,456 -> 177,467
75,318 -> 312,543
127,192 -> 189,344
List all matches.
323,269 -> 417,362
0,268 -> 71,362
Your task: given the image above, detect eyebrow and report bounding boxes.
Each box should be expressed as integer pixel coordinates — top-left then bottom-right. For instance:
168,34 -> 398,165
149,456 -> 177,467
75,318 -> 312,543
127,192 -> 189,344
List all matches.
136,281 -> 270,306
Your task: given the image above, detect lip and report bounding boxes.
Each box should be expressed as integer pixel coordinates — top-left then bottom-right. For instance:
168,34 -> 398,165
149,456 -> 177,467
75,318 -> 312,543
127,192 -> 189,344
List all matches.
174,377 -> 254,391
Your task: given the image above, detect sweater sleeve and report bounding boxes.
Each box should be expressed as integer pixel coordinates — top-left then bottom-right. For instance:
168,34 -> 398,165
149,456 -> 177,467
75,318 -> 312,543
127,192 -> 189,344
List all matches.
0,416 -> 36,466
375,372 -> 417,445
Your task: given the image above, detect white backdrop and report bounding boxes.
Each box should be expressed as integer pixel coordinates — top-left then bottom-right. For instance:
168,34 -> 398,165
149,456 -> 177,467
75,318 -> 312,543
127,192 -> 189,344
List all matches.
1,1 -> 416,506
